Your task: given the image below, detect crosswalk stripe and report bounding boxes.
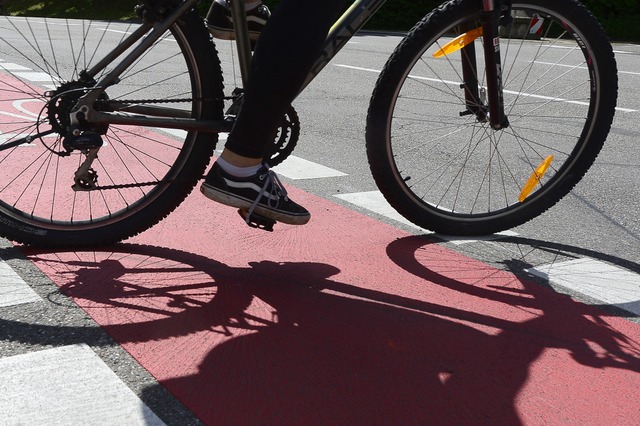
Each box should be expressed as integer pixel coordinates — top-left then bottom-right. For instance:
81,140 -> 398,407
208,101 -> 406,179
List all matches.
527,258 -> 640,315
0,259 -> 40,307
273,155 -> 347,180
11,71 -> 54,83
334,190 -> 517,243
0,63 -> 30,71
217,134 -> 348,180
0,344 -> 165,425
335,190 -> 432,232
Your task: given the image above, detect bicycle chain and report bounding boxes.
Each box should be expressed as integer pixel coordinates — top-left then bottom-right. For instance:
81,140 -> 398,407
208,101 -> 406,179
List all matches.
93,175 -> 208,190
97,96 -> 226,105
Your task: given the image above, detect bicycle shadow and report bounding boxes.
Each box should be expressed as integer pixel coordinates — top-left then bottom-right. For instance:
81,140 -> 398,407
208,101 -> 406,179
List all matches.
18,240 -> 640,425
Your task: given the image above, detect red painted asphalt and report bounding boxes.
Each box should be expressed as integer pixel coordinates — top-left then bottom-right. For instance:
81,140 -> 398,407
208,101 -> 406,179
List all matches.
24,185 -> 640,425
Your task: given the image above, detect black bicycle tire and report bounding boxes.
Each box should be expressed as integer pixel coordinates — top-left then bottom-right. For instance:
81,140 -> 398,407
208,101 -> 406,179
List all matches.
366,0 -> 617,235
0,11 -> 224,247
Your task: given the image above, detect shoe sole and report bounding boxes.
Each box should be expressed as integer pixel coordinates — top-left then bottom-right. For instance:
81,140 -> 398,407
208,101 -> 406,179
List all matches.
200,183 -> 310,225
208,26 -> 262,42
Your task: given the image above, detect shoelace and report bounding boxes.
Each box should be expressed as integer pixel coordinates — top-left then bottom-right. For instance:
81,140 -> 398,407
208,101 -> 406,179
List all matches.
245,165 -> 288,222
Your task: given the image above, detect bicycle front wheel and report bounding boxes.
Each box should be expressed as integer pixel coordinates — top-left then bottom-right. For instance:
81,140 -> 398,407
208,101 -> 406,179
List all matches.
366,0 -> 617,235
0,9 -> 224,247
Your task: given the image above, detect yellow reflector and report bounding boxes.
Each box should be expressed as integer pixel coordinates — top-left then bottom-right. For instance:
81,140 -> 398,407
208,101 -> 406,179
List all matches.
519,156 -> 554,202
433,28 -> 483,58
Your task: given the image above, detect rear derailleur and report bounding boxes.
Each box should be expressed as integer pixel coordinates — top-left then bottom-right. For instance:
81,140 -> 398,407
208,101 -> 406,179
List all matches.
63,128 -> 103,191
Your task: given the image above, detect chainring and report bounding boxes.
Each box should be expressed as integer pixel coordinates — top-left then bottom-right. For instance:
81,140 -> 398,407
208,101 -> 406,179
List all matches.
264,105 -> 300,167
224,92 -> 300,167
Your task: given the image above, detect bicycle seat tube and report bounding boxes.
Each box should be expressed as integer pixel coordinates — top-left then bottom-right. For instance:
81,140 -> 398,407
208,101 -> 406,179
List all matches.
228,0 -> 253,86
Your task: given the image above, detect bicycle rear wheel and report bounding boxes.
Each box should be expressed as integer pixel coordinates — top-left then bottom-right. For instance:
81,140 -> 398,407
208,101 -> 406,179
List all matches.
366,0 -> 617,235
0,9 -> 224,247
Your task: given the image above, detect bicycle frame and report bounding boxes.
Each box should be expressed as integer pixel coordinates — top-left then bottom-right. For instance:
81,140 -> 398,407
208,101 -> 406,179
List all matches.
4,0 -> 509,151
82,0 -> 393,134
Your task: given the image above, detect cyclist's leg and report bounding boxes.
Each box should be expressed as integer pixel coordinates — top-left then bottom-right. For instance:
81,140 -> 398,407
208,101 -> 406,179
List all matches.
224,0 -> 349,159
202,0 -> 349,225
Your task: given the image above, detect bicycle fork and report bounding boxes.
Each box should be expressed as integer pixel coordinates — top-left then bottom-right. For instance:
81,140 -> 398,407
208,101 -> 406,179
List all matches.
457,0 -> 511,129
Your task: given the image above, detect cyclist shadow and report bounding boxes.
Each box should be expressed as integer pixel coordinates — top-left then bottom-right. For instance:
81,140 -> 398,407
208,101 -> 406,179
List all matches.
24,240 -> 640,425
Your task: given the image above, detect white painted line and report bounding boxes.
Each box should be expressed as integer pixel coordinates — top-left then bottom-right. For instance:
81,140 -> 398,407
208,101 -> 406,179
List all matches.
335,190 -> 433,234
157,128 -> 187,140
273,155 -> 347,180
0,344 -> 166,425
439,230 -> 518,245
335,190 -> 518,241
159,129 -> 227,145
214,136 -> 346,179
533,60 -> 640,77
0,259 -> 41,307
547,45 -> 631,55
527,258 -> 640,316
0,63 -> 30,71
12,72 -> 54,83
335,63 -> 638,113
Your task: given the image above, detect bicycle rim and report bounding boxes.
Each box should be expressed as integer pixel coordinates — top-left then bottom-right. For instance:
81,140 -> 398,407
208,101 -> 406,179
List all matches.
0,13 -> 219,245
367,0 -> 617,235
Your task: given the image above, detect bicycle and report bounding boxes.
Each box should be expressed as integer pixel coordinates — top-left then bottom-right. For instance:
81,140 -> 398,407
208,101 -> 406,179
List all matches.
0,0 -> 618,247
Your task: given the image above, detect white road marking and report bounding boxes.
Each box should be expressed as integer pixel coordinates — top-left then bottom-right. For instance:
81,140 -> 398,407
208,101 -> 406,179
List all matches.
335,190 -> 430,232
547,45 -> 631,55
158,128 -> 188,140
0,259 -> 40,307
533,60 -> 640,77
0,344 -> 166,425
440,231 -> 519,244
0,63 -> 30,71
334,190 -> 517,243
273,155 -> 347,180
335,63 -> 638,113
11,71 -> 55,83
173,131 -> 347,180
527,258 -> 640,316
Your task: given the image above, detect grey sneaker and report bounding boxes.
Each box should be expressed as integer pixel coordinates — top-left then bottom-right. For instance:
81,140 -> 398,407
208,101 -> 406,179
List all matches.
206,1 -> 271,42
201,162 -> 310,225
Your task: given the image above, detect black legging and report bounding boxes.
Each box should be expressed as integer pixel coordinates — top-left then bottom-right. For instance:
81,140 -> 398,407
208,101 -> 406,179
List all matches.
224,0 -> 349,158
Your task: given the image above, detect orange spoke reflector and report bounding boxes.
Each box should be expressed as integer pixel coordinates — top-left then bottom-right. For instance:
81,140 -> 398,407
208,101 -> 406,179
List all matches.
519,155 -> 554,202
433,28 -> 483,58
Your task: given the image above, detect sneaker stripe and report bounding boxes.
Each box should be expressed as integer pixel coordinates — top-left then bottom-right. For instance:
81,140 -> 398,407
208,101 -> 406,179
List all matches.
222,178 -> 279,202
246,16 -> 267,25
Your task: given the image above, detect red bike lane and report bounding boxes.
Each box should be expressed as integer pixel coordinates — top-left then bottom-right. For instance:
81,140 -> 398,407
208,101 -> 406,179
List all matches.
22,185 -> 640,425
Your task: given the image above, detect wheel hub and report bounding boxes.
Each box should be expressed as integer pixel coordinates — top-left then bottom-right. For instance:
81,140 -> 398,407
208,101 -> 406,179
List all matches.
46,80 -> 109,137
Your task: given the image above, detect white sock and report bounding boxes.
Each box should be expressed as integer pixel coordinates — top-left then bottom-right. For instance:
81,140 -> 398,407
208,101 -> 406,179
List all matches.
216,157 -> 262,177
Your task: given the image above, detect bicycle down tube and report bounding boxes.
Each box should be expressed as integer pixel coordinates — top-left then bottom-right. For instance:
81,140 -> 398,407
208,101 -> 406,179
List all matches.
300,0 -> 388,92
226,0 -> 389,96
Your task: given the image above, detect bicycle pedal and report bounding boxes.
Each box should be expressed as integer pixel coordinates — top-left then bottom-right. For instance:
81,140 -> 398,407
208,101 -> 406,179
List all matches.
238,209 -> 276,232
